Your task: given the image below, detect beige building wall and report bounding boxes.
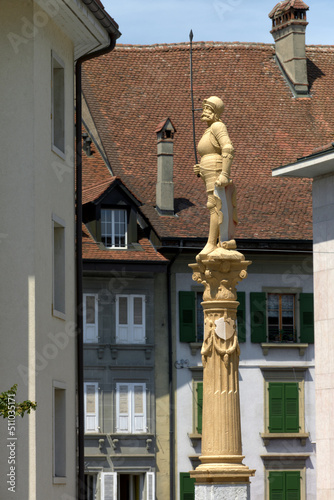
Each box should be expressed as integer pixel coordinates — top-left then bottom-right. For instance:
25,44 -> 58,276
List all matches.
313,174 -> 334,500
0,2 -> 76,498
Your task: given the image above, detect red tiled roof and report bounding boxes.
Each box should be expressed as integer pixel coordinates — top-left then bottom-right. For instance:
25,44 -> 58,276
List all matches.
82,223 -> 167,263
82,41 -> 334,242
269,0 -> 309,18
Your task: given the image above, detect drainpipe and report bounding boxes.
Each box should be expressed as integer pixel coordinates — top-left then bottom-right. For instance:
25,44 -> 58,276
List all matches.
167,244 -> 183,500
76,32 -> 118,500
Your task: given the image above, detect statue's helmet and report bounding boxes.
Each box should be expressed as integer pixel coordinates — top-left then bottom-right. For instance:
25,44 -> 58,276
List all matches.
203,96 -> 224,118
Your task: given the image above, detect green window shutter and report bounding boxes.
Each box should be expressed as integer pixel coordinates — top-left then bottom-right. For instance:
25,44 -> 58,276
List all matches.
286,471 -> 300,500
284,383 -> 299,433
269,471 -> 284,500
179,291 -> 196,342
299,293 -> 314,343
237,292 -> 246,343
180,472 -> 195,500
250,292 -> 267,343
268,383 -> 284,433
196,382 -> 203,434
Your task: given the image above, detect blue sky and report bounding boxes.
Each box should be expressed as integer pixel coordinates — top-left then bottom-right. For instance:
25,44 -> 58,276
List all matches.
103,0 -> 334,46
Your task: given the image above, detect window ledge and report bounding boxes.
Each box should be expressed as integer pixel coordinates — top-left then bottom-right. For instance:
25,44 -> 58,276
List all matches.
53,476 -> 67,485
188,433 -> 202,447
189,342 -> 202,356
261,343 -> 308,356
261,432 -> 309,446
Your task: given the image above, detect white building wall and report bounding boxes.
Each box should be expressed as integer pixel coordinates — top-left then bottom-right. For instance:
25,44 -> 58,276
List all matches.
0,2 -> 76,498
174,257 -> 316,500
312,173 -> 334,500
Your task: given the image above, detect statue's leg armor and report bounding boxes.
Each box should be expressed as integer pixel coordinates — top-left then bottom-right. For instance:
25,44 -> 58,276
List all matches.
199,194 -> 220,256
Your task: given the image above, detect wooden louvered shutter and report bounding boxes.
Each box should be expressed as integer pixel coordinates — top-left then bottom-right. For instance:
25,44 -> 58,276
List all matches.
133,383 -> 146,433
101,472 -> 117,500
180,472 -> 195,500
284,383 -> 299,433
146,472 -> 155,500
299,293 -> 314,343
250,292 -> 267,342
132,295 -> 145,343
196,382 -> 203,434
116,295 -> 129,343
84,382 -> 98,433
237,291 -> 246,343
179,292 -> 196,342
286,471 -> 300,500
83,294 -> 98,342
269,471 -> 284,500
116,383 -> 130,432
269,383 -> 284,433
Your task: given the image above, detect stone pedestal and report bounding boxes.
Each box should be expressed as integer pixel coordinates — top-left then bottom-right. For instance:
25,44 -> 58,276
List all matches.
189,246 -> 255,488
195,483 -> 250,500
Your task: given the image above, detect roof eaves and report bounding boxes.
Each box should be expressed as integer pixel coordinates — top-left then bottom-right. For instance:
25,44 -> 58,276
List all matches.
82,0 -> 121,38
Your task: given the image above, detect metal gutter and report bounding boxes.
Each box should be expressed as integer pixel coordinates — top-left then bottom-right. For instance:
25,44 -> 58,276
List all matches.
76,21 -> 120,499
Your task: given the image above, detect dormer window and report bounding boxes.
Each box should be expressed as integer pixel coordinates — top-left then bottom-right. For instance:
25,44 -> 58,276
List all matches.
101,208 -> 127,248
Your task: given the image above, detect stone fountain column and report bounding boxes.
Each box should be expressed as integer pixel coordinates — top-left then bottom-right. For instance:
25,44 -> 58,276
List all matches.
189,246 -> 255,499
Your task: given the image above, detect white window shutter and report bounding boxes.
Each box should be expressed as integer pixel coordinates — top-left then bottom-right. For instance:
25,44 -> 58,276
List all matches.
132,296 -> 146,344
146,472 -> 155,500
116,295 -> 129,343
101,472 -> 117,500
132,383 -> 146,433
116,383 -> 130,432
84,382 -> 99,433
83,294 -> 98,342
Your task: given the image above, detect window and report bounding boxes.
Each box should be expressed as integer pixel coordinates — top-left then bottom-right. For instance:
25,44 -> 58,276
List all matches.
53,382 -> 66,482
180,473 -> 195,500
84,382 -> 99,433
250,292 -> 314,343
116,295 -> 145,344
53,215 -> 65,318
179,291 -> 245,343
84,474 -> 97,500
100,472 -> 155,500
101,208 -> 127,248
52,53 -> 65,155
269,471 -> 301,500
116,382 -> 147,433
83,293 -> 98,343
268,382 -> 299,433
261,368 -> 309,443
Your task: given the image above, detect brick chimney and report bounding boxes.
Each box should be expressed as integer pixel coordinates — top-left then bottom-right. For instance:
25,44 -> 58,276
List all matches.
269,0 -> 309,96
155,118 -> 176,216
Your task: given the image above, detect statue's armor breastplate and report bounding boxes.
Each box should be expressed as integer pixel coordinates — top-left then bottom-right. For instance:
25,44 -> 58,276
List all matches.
197,127 -> 221,157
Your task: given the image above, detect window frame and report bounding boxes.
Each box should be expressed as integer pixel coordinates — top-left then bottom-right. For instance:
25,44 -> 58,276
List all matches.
101,208 -> 128,249
53,381 -> 66,484
261,368 -> 309,444
52,214 -> 66,319
115,382 -> 147,434
116,294 -> 146,344
261,458 -> 308,500
84,382 -> 99,434
51,51 -> 65,158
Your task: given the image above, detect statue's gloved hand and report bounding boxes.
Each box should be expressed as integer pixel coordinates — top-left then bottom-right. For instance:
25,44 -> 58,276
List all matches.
194,164 -> 201,176
215,172 -> 231,188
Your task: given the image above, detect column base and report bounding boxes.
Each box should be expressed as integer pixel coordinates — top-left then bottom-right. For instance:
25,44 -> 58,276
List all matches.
190,455 -> 255,484
195,483 -> 250,500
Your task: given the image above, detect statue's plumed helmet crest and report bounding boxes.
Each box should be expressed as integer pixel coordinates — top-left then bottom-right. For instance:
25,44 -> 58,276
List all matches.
203,96 -> 224,118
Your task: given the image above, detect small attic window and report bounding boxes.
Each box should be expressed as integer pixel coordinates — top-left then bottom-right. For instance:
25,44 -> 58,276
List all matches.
101,208 -> 127,249
162,130 -> 174,140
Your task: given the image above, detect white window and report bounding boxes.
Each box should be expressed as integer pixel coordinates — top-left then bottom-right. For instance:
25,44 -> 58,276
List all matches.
53,382 -> 66,483
52,214 -> 65,318
100,472 -> 155,500
116,382 -> 147,433
52,53 -> 65,156
101,208 -> 127,248
116,295 -> 145,344
84,382 -> 99,433
83,293 -> 98,342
